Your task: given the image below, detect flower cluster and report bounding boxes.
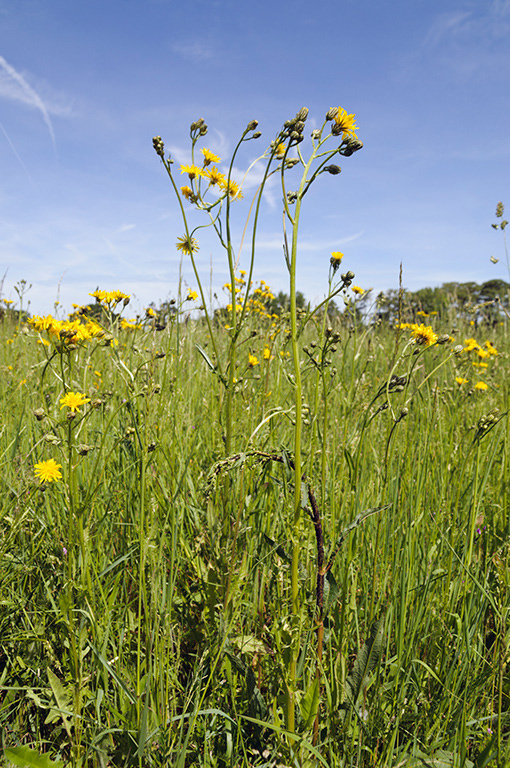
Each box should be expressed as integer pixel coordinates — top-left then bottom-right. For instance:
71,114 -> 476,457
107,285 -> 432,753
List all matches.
29,315 -> 105,345
90,290 -> 130,306
179,147 -> 244,205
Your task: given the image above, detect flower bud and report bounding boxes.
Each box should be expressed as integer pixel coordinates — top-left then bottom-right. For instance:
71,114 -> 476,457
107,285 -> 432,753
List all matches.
33,408 -> 45,421
326,107 -> 338,121
252,131 -> 262,139
296,107 -> 309,121
152,136 -> 165,157
246,119 -> 258,131
324,164 -> 341,175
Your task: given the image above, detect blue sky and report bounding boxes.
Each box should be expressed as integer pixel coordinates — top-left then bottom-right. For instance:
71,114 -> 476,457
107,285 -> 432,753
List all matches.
1,0 -> 509,315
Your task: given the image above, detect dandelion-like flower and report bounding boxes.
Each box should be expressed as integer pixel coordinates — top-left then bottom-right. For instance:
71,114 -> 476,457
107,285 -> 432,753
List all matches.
410,323 -> 438,347
455,377 -> 469,385
201,148 -> 221,165
220,178 -> 244,200
59,391 -> 91,412
176,235 -> 199,255
187,289 -> 198,301
204,166 -> 226,186
248,353 -> 259,367
34,458 -> 62,484
474,381 -> 489,391
180,185 -> 194,201
180,164 -> 203,180
333,108 -> 359,140
351,285 -> 365,295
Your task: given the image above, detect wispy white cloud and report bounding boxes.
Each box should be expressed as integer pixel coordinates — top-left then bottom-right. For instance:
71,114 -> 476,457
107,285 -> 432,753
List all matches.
171,41 -> 215,62
0,55 -> 58,151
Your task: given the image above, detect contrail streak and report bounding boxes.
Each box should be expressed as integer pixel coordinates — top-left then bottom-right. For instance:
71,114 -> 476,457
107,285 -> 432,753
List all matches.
0,54 -> 57,153
0,119 -> 36,185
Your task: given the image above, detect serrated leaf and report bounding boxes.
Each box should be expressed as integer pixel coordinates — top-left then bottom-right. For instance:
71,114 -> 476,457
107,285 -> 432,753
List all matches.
300,676 -> 320,731
345,614 -> 385,706
4,745 -> 64,768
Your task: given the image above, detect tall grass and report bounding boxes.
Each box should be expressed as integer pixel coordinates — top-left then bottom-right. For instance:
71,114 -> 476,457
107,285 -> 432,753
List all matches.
0,110 -> 509,768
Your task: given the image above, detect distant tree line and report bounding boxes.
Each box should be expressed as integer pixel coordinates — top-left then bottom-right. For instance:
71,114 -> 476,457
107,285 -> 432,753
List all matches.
374,279 -> 509,326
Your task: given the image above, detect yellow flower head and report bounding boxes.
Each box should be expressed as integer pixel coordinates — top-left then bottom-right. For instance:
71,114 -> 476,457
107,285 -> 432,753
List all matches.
180,164 -> 203,180
408,323 -> 438,347
275,142 -> 286,159
180,185 -> 194,201
333,108 -> 359,140
34,458 -> 62,484
248,353 -> 259,368
204,166 -> 226,186
220,178 -> 244,200
187,289 -> 198,301
263,347 -> 272,360
484,340 -> 499,356
455,377 -> 469,385
201,148 -> 221,166
59,391 -> 91,413
351,285 -> 364,295
330,251 -> 343,263
474,381 -> 488,391
176,235 -> 199,255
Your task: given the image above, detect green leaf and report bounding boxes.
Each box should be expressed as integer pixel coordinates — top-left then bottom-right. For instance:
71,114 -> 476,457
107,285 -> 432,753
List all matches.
300,676 -> 320,731
263,533 -> 291,563
195,343 -> 216,371
345,613 -> 385,706
4,745 -> 64,768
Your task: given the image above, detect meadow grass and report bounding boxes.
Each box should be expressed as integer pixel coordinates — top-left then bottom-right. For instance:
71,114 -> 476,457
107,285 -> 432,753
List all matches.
1,108 -> 509,767
0,297 -> 508,768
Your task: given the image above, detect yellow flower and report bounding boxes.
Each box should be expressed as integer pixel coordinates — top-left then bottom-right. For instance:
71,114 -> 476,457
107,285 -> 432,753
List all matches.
474,381 -> 488,391
3,299 -> 13,306
275,142 -> 286,158
187,289 -> 198,301
455,377 -> 469,385
176,235 -> 199,255
248,353 -> 259,367
180,185 -> 194,201
263,347 -> 272,360
34,458 -> 62,484
180,164 -> 203,180
59,391 -> 91,412
409,323 -> 438,347
201,148 -> 221,165
472,361 -> 488,369
463,337 -> 480,352
204,166 -> 226,186
330,251 -> 343,262
120,318 -> 141,330
333,108 -> 359,139
220,178 -> 244,200
484,340 -> 499,355
351,285 -> 364,295
416,310 -> 429,317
